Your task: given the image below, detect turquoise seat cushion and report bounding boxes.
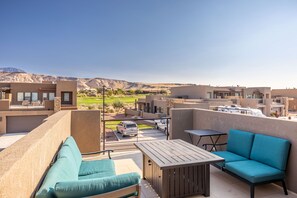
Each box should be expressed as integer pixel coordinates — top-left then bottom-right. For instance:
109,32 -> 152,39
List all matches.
57,145 -> 81,172
35,158 -> 78,198
63,136 -> 82,166
212,151 -> 247,167
54,172 -> 141,198
225,160 -> 285,183
79,171 -> 115,180
250,134 -> 290,171
79,159 -> 116,177
227,129 -> 254,158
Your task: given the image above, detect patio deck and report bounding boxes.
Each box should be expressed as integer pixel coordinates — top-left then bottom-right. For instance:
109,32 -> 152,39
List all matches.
87,150 -> 297,198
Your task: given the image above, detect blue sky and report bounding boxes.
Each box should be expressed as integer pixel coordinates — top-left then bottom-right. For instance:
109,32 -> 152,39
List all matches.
0,0 -> 297,88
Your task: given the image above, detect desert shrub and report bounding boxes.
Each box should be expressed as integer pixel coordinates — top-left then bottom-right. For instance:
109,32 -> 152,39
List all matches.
77,93 -> 87,97
112,100 -> 124,109
106,106 -> 115,113
87,105 -> 97,110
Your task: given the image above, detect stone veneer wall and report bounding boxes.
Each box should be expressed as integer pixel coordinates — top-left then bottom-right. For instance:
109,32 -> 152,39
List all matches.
170,108 -> 297,193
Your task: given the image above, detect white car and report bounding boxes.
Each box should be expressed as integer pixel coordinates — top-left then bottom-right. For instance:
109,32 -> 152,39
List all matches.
154,119 -> 169,132
116,121 -> 139,137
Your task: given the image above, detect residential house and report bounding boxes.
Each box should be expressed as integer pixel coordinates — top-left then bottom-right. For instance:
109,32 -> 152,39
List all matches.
0,81 -> 77,134
136,85 -> 288,117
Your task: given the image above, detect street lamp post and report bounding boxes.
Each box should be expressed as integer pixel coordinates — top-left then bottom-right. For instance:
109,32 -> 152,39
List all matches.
102,85 -> 106,121
102,85 -> 106,150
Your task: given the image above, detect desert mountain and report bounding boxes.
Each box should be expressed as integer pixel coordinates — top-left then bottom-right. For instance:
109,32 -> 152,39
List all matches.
0,67 -> 25,73
0,67 -> 187,90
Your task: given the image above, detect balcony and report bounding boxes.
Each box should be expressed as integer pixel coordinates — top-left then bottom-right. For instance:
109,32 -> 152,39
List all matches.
0,109 -> 297,197
96,150 -> 297,198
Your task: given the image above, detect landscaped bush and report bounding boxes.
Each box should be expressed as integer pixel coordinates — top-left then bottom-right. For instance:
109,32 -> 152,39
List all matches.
112,100 -> 124,109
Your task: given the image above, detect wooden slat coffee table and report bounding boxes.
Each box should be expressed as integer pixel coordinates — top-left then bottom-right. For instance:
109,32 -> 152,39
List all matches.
135,139 -> 224,198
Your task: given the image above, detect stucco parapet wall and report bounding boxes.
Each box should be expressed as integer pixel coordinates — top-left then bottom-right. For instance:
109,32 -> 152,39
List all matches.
0,110 -> 71,197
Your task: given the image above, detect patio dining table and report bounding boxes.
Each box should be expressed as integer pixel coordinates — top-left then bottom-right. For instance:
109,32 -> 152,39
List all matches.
184,129 -> 227,151
135,139 -> 224,198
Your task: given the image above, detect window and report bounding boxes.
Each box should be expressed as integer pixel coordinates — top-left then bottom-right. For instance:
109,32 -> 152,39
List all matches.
42,93 -> 48,100
24,92 -> 31,101
64,93 -> 70,102
17,92 -> 24,101
49,93 -> 55,101
32,92 -> 38,101
61,92 -> 72,104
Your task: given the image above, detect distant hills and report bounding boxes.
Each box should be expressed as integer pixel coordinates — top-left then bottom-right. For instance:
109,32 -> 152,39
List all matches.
0,67 -> 25,73
0,67 -> 189,90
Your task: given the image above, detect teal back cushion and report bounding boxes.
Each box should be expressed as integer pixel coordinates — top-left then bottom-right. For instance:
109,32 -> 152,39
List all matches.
250,134 -> 291,171
58,145 -> 81,172
63,136 -> 82,166
35,157 -> 78,198
227,129 -> 255,158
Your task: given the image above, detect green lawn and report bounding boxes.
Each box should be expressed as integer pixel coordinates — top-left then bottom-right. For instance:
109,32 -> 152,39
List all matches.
77,95 -> 146,106
105,120 -> 152,131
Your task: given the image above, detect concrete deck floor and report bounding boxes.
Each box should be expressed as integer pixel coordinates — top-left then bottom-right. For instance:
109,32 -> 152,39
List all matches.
86,150 -> 297,198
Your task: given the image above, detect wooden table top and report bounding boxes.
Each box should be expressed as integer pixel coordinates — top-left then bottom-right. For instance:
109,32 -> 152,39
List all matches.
135,139 -> 224,170
184,129 -> 227,137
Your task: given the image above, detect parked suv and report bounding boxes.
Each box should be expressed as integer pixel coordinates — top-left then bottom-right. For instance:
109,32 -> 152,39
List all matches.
116,121 -> 139,137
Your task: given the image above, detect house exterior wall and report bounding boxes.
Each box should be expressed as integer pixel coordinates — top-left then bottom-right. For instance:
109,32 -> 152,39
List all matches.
56,81 -> 77,108
171,85 -> 211,99
288,99 -> 297,111
240,98 -> 261,108
8,83 -> 56,105
153,99 -> 168,113
0,81 -> 77,134
272,89 -> 297,111
243,87 -> 271,99
173,102 -> 209,109
170,108 -> 297,193
272,89 -> 297,98
0,81 -> 77,109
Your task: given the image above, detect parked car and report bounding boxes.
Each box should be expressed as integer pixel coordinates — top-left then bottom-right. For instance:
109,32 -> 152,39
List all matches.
116,121 -> 139,137
154,119 -> 169,132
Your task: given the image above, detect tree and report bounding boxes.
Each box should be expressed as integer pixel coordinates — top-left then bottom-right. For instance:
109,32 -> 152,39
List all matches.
127,89 -> 135,95
113,88 -> 125,95
96,88 -> 103,95
106,89 -> 113,97
135,89 -> 143,94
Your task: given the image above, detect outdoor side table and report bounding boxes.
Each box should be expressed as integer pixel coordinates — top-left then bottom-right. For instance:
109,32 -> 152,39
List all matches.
184,129 -> 227,151
135,139 -> 224,198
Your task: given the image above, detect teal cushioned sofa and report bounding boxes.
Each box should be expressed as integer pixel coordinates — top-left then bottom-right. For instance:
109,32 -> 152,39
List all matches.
212,129 -> 254,167
211,129 -> 291,198
36,136 -> 141,198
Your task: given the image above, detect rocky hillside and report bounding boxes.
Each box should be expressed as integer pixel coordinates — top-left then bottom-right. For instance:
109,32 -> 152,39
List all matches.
0,68 -> 187,90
